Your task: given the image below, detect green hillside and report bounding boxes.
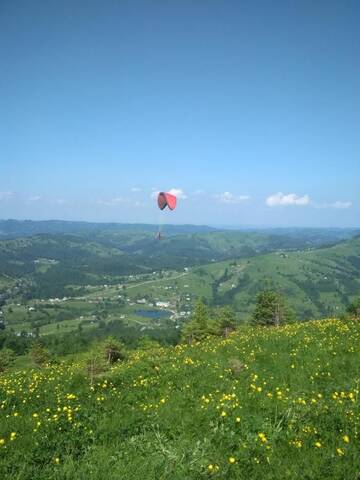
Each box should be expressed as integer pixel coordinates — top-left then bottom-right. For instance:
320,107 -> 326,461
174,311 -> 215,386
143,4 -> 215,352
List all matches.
1,228 -> 359,301
124,236 -> 360,320
1,235 -> 359,340
0,318 -> 359,479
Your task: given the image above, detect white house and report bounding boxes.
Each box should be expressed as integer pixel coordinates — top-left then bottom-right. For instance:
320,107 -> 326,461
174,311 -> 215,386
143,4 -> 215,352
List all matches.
156,301 -> 170,308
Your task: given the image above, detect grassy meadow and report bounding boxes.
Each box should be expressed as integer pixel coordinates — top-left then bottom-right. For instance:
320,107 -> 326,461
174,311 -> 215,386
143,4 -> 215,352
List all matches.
0,317 -> 359,479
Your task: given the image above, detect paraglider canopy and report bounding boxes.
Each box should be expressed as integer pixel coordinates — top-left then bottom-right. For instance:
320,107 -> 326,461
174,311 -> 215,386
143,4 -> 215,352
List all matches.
157,192 -> 177,211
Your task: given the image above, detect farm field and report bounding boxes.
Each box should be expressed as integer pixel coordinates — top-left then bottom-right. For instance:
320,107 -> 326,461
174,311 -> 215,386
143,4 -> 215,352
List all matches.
0,317 -> 359,479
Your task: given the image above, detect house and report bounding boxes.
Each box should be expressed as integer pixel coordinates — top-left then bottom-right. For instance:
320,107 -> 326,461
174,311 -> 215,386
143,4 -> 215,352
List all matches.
156,301 -> 170,308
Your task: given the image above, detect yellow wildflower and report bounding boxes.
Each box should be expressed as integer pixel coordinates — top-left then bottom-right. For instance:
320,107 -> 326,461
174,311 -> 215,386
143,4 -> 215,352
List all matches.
258,432 -> 268,443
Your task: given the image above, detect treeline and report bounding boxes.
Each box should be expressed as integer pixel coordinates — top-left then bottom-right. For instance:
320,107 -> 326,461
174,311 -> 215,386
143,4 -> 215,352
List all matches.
1,291 -> 360,374
182,290 -> 360,344
181,289 -> 295,343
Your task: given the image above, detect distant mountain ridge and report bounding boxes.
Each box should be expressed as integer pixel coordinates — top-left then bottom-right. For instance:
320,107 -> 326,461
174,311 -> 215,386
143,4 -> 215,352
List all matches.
0,219 -> 218,238
0,219 -> 359,242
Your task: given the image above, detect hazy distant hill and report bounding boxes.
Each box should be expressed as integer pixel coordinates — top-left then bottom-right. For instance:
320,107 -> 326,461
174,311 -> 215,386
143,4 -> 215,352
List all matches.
0,219 -> 358,244
0,219 -> 217,238
2,228 -> 357,295
0,223 -> 358,317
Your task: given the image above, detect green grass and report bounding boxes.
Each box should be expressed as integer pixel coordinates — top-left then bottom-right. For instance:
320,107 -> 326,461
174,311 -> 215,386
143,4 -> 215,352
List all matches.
0,317 -> 359,479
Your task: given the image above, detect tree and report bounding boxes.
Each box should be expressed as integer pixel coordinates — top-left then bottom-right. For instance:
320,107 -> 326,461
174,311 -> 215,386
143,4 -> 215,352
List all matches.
29,342 -> 51,367
252,290 -> 294,327
85,337 -> 126,385
347,295 -> 360,318
181,301 -> 211,344
85,350 -> 107,385
103,336 -> 126,365
0,348 -> 15,373
215,306 -> 236,337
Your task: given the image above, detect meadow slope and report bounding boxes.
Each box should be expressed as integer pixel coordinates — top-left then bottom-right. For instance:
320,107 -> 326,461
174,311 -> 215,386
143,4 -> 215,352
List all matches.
0,318 -> 359,479
126,236 -> 360,320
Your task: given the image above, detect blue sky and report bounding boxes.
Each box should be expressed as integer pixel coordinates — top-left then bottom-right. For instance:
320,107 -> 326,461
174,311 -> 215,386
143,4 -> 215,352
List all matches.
0,0 -> 359,226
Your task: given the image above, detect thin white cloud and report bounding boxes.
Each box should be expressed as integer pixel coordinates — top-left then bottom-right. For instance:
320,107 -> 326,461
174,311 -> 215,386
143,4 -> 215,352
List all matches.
331,201 -> 352,209
150,190 -> 159,199
97,197 -> 129,206
168,188 -> 187,199
134,200 -> 146,207
27,195 -> 42,202
314,200 -> 352,209
215,191 -> 251,204
266,192 -> 351,209
0,191 -> 15,201
151,188 -> 187,200
266,192 -> 310,207
131,187 -> 142,192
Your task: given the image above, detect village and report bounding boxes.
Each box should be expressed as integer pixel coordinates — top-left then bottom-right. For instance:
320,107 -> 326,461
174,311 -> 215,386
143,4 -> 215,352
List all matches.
1,266 -> 195,337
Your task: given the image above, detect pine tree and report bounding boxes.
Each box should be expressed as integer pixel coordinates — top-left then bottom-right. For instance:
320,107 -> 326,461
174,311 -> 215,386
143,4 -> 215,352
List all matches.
252,290 -> 294,327
347,295 -> 360,318
0,348 -> 15,373
216,306 -> 236,337
84,337 -> 126,385
103,336 -> 126,365
181,301 -> 211,344
29,342 -> 50,367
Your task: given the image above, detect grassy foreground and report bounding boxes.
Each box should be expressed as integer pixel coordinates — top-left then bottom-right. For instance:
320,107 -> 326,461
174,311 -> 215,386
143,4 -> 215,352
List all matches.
1,319 -> 359,479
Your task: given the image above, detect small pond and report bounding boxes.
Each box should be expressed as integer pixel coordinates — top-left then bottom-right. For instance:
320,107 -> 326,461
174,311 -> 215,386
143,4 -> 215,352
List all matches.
135,309 -> 171,319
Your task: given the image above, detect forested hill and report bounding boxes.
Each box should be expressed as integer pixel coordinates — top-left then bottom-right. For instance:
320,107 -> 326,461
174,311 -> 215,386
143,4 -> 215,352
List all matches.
185,235 -> 360,320
1,229 -> 358,290
0,227 -> 359,315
